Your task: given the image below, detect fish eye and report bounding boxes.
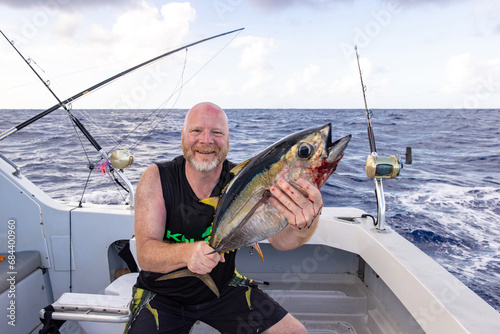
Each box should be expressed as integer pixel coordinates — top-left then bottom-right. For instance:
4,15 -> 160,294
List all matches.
297,143 -> 314,159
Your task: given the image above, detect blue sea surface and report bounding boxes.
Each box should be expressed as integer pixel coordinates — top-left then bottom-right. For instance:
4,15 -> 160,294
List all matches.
1,108 -> 499,312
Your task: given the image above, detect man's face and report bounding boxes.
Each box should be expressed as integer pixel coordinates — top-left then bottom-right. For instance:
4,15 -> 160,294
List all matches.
181,105 -> 229,172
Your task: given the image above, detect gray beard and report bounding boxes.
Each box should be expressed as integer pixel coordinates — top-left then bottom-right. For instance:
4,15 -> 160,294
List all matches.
187,156 -> 221,172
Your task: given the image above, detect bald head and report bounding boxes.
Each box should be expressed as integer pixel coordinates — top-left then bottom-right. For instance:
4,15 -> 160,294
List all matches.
183,102 -> 228,132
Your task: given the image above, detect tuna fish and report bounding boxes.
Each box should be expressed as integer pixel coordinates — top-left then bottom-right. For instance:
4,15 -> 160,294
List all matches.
156,123 -> 350,297
203,123 -> 351,257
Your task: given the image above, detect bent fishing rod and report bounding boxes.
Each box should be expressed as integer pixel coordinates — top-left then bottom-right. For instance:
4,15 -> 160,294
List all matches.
0,29 -> 103,151
0,27 -> 244,142
354,45 -> 412,231
0,27 -> 244,207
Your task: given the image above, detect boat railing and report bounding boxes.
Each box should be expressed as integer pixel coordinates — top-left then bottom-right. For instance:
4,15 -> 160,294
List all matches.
0,151 -> 20,177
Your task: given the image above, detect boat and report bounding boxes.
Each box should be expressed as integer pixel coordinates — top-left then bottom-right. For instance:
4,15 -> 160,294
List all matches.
1,30 -> 499,334
2,148 -> 500,333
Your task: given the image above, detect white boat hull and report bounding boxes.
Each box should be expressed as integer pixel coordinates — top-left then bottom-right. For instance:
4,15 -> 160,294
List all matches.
1,155 -> 499,333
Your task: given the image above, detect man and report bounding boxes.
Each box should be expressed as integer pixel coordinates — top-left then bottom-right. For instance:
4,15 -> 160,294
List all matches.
126,102 -> 323,333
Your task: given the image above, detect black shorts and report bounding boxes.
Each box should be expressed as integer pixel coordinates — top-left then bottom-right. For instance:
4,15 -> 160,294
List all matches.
124,285 -> 288,334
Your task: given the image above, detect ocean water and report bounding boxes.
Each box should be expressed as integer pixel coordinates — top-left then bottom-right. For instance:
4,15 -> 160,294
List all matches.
0,108 -> 499,312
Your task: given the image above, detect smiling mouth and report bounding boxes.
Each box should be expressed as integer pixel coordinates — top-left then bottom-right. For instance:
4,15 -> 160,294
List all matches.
195,147 -> 217,155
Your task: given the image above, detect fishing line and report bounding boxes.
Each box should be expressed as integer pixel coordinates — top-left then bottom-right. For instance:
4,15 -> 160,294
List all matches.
27,57 -> 46,74
128,37 -> 232,149
79,29 -> 241,202
67,113 -> 103,206
73,108 -> 121,147
68,112 -> 93,164
126,49 -> 188,152
43,76 -> 121,148
107,171 -> 130,202
84,48 -> 189,168
79,167 -> 93,207
111,28 -> 242,153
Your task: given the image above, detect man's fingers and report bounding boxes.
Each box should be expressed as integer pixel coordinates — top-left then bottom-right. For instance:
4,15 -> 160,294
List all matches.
269,178 -> 323,229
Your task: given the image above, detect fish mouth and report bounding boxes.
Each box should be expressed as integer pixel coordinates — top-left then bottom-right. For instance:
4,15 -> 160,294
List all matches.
323,123 -> 351,162
325,123 -> 333,147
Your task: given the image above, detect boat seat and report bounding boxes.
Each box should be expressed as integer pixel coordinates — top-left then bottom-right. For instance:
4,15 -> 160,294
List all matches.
0,250 -> 41,293
39,292 -> 133,323
38,272 -> 138,334
1,251 -> 49,334
37,239 -> 139,332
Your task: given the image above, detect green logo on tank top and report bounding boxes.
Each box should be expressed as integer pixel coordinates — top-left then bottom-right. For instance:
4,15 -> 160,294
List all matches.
165,225 -> 212,243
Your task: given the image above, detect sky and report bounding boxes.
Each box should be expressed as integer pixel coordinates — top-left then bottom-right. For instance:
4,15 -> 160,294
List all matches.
0,0 -> 499,110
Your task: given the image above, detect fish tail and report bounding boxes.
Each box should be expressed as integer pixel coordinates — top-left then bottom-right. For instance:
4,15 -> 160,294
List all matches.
155,268 -> 220,298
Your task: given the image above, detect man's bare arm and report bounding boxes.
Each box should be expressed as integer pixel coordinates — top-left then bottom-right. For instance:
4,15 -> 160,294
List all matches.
134,165 -> 223,274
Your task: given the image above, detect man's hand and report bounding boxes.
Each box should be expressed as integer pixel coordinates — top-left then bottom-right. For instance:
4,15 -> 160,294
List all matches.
269,177 -> 323,230
187,242 -> 225,275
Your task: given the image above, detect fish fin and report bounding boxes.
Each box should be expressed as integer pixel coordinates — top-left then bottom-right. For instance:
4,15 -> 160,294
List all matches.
200,197 -> 219,209
155,268 -> 194,281
252,242 -> 264,261
230,159 -> 251,176
156,269 -> 220,298
218,159 -> 251,196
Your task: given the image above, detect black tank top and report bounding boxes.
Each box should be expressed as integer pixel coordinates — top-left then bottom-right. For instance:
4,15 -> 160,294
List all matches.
135,156 -> 237,305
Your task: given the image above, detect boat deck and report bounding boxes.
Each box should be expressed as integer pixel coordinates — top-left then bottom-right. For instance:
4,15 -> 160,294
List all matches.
191,272 -> 403,334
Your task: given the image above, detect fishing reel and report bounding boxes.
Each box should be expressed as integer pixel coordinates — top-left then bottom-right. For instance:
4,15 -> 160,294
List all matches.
109,150 -> 134,169
365,147 -> 412,179
364,147 -> 412,233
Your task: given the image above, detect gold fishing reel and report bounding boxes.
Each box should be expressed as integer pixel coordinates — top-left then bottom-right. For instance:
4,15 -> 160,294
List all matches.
365,147 -> 412,179
109,150 -> 134,169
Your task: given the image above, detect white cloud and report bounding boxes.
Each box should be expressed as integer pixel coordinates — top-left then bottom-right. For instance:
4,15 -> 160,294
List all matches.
442,53 -> 500,108
88,23 -> 112,44
241,70 -> 275,95
443,53 -> 474,92
285,64 -> 321,95
110,1 -> 196,58
53,11 -> 83,38
232,36 -> 278,70
443,53 -> 500,93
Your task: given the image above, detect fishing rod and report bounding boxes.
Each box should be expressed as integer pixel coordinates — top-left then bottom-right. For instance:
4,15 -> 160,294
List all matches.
0,27 -> 244,142
354,46 -> 412,231
0,27 -> 244,207
0,29 -> 102,151
355,46 -> 377,154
